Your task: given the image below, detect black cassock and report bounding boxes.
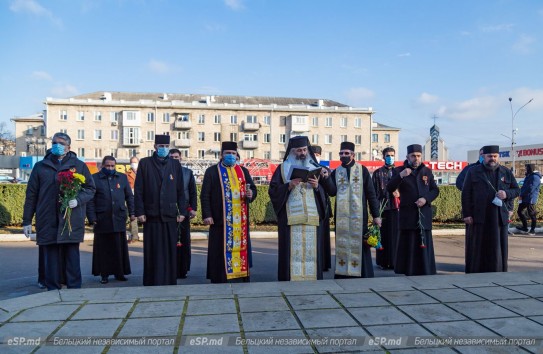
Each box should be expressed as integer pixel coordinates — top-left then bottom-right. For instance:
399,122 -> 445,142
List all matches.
200,164 -> 257,283
134,153 -> 186,286
268,165 -> 330,281
177,167 -> 197,279
462,164 -> 519,273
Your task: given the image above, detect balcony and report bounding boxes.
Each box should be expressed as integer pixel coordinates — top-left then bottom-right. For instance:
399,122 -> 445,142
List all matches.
174,139 -> 191,148
174,120 -> 192,129
242,121 -> 260,131
242,140 -> 259,149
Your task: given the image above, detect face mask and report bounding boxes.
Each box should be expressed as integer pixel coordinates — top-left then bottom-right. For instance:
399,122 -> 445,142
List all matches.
157,147 -> 169,158
51,143 -> 65,156
101,167 -> 115,176
340,156 -> 351,165
385,156 -> 395,165
130,163 -> 138,171
223,154 -> 237,166
479,156 -> 484,164
316,157 -> 321,163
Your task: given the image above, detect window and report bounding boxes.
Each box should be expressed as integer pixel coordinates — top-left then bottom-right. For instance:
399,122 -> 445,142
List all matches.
94,148 -> 102,158
178,113 -> 189,122
127,148 -> 137,157
94,111 -> 102,121
325,117 -> 332,127
59,110 -> 67,120
77,129 -> 85,140
110,149 -> 117,158
213,151 -> 221,159
110,112 -> 119,122
25,125 -> 32,135
111,130 -> 119,140
372,134 -> 378,143
198,149 -> 205,158
60,129 -> 67,134
94,130 -> 102,140
264,133 -> 271,143
294,116 -> 306,124
77,111 -> 85,121
354,117 -> 362,128
355,135 -> 362,145
326,152 -> 332,160
312,117 -> 319,127
325,134 -> 332,144
355,152 -> 362,160
384,134 -> 391,143
246,151 -> 254,159
214,132 -> 221,142
198,132 -> 205,142
198,114 -> 205,124
279,134 -> 286,143
162,113 -> 170,123
340,135 -> 347,142
230,115 -> 237,124
214,115 -> 221,124
263,151 -> 271,159
147,150 -> 154,157
280,116 -> 286,126
244,134 -> 257,141
263,116 -> 271,125
147,112 -> 154,122
340,117 -> 347,128
246,115 -> 258,123
77,148 -> 85,157
123,127 -> 140,145
147,131 -> 155,141
312,134 -> 319,144
39,126 -> 45,136
180,149 -> 189,158
230,132 -> 237,141
177,131 -> 190,139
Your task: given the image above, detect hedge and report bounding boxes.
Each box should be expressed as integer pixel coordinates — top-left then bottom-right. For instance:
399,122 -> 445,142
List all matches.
1,184 -> 541,227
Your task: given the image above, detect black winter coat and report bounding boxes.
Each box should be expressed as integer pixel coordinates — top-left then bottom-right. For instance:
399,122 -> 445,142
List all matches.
23,151 -> 96,245
387,161 -> 439,230
87,171 -> 135,233
134,154 -> 186,222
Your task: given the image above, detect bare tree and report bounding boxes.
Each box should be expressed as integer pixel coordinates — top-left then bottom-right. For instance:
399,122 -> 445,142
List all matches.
0,122 -> 15,155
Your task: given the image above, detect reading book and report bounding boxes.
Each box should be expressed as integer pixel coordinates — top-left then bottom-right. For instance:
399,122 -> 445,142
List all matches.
288,165 -> 322,182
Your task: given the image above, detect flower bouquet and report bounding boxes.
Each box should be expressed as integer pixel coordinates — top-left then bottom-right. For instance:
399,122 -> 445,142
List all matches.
418,208 -> 426,248
364,200 -> 388,250
58,170 -> 85,236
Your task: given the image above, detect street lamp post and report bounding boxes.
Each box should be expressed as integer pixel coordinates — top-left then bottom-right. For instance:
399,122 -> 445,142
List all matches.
508,97 -> 533,176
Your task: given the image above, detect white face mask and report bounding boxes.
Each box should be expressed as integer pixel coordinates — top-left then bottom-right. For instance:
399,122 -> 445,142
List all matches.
316,157 -> 321,163
130,163 -> 138,171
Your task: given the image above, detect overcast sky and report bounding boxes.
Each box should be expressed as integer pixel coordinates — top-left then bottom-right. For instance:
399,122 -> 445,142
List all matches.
1,0 -> 542,160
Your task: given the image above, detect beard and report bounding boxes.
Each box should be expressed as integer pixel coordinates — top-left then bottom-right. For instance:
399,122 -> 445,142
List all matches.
296,154 -> 306,161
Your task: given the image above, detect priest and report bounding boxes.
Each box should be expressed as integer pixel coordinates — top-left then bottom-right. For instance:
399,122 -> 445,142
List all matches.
200,141 -> 257,283
268,136 -> 334,281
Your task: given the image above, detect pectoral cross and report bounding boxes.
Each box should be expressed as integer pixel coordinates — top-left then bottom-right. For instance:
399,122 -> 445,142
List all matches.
351,260 -> 359,268
339,177 -> 345,184
353,176 -> 359,183
339,259 -> 346,266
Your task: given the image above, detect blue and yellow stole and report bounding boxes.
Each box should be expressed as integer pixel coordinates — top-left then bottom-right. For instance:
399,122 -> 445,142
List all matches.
217,163 -> 249,279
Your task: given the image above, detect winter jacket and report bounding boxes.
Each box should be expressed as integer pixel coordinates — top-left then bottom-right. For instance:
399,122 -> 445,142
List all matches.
23,151 -> 96,245
520,171 -> 541,205
87,170 -> 135,233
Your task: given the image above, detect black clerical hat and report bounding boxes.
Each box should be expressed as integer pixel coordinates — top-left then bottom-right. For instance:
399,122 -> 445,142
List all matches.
482,145 -> 499,154
340,141 -> 355,151
155,135 -> 170,144
221,141 -> 238,152
407,144 -> 422,154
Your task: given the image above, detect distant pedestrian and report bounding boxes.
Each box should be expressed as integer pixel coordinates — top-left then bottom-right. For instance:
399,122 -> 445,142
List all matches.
126,156 -> 140,242
517,163 -> 541,235
87,156 -> 134,284
22,132 -> 95,290
456,148 -> 483,191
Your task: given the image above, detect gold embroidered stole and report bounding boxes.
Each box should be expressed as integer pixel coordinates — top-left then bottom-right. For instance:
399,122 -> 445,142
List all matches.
281,164 -> 319,281
335,164 -> 364,277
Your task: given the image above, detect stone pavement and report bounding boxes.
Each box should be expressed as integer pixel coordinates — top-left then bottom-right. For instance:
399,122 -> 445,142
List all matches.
1,271 -> 542,353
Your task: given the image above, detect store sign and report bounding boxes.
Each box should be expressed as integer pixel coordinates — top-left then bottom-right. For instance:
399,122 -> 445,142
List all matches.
425,161 -> 467,171
516,148 -> 543,158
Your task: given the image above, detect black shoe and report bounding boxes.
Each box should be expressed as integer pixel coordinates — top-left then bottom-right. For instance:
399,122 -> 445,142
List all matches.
516,226 -> 529,233
115,275 -> 127,281
528,229 -> 536,236
37,282 -> 46,289
100,276 -> 109,284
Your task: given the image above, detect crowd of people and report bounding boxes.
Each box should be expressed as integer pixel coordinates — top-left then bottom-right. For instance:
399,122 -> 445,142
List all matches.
21,132 -> 538,290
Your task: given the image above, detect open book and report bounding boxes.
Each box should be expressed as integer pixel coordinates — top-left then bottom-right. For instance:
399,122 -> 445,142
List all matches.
288,165 -> 322,182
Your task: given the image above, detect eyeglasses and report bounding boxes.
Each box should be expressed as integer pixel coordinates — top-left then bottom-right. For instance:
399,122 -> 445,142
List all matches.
385,155 -> 395,157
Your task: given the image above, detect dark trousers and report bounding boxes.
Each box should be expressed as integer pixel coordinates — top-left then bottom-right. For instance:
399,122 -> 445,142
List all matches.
517,203 -> 537,230
43,243 -> 81,290
38,245 -> 45,284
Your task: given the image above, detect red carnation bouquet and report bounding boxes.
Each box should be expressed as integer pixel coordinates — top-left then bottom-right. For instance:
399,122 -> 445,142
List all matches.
58,170 -> 85,236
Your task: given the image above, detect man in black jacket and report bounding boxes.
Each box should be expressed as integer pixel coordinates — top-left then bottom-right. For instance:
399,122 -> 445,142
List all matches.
23,132 -> 95,290
134,135 -> 186,286
387,144 -> 439,276
456,148 -> 483,191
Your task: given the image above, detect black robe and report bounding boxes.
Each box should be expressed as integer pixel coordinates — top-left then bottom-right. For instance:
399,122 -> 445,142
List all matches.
134,153 -> 186,286
372,164 -> 400,270
177,167 -> 197,279
461,164 -> 519,273
200,163 -> 257,283
269,164 -> 331,281
327,161 -> 380,278
319,166 -> 333,271
387,161 -> 439,276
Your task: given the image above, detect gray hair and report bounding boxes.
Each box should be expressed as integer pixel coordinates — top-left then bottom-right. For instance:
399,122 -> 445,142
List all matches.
52,132 -> 71,146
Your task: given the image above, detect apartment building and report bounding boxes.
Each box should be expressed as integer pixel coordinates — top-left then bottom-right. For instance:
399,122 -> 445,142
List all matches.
13,91 -> 399,164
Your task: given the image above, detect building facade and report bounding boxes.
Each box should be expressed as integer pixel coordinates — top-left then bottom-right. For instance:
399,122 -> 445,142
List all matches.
468,143 -> 543,178
12,91 -> 400,166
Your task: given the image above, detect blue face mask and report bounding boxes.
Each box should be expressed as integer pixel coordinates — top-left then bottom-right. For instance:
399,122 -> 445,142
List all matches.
101,167 -> 115,176
385,156 -> 395,165
157,147 -> 169,158
479,155 -> 484,164
223,154 -> 237,166
51,143 -> 65,156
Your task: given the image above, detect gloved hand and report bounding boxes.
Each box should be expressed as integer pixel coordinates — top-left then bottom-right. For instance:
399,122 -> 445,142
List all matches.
23,225 -> 32,238
68,199 -> 78,208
